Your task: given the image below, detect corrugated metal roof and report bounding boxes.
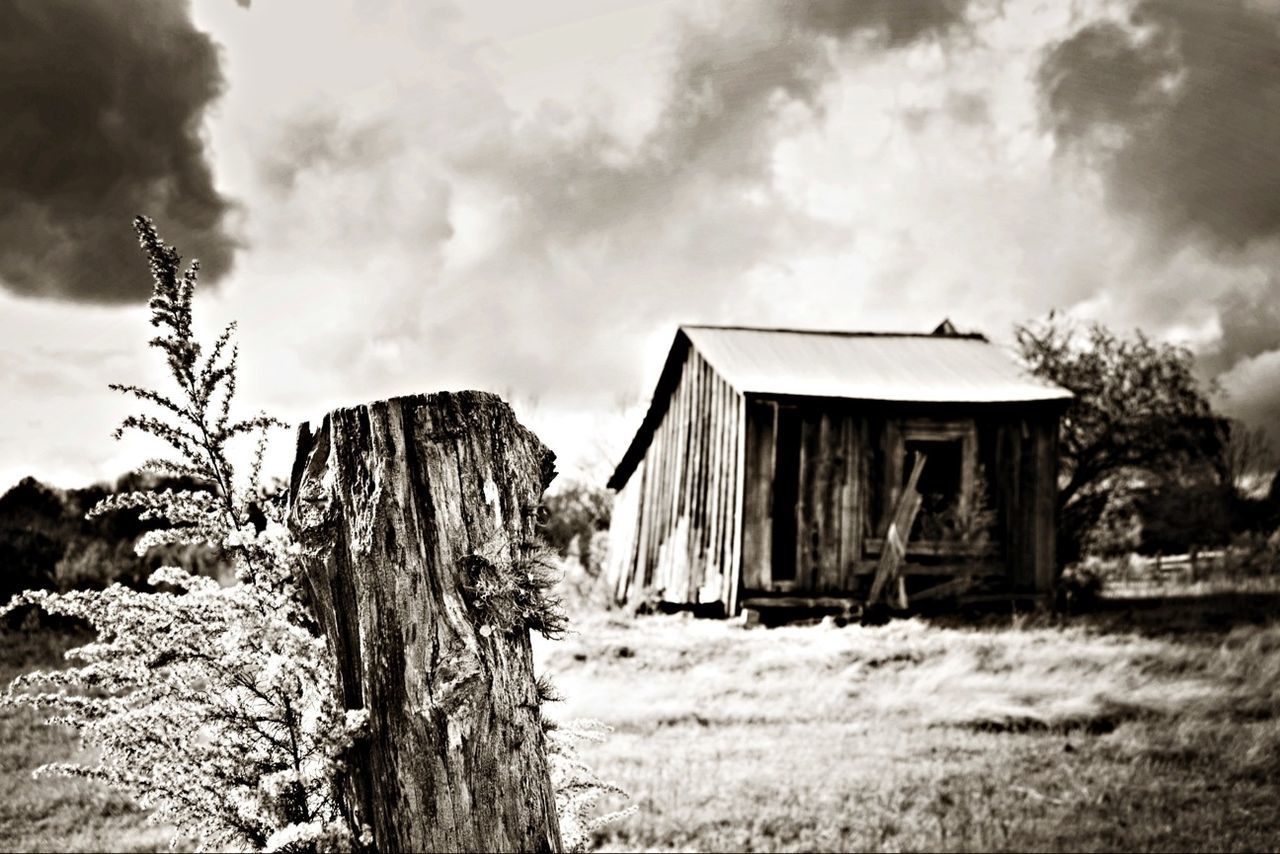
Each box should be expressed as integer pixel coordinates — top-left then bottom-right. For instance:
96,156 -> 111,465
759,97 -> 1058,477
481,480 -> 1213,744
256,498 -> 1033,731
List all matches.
607,324 -> 1073,489
683,325 -> 1074,403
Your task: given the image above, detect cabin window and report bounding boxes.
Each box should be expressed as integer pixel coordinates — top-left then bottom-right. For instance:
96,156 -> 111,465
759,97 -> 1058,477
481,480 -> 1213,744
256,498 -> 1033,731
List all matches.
872,418 -> 989,556
902,437 -> 964,541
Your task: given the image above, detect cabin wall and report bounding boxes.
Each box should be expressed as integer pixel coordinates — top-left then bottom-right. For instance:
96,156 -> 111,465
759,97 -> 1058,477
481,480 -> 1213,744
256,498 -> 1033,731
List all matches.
741,398 -> 866,594
610,387 -> 1063,612
987,410 -> 1059,594
603,465 -> 642,603
740,399 -> 1062,601
604,348 -> 746,611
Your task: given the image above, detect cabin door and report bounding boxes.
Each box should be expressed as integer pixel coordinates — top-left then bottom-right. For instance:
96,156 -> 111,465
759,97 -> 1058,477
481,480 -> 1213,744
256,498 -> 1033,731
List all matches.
743,400 -> 864,594
769,406 -> 802,588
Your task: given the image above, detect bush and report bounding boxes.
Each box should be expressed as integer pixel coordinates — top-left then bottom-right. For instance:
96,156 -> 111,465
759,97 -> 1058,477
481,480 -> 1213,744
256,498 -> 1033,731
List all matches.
1223,531 -> 1280,578
541,480 -> 612,573
2,217 -> 363,851
1135,478 -> 1233,555
1056,565 -> 1104,612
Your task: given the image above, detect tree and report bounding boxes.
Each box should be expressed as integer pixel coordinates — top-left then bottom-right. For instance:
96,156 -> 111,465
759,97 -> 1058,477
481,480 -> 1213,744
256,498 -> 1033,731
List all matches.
0,478 -> 66,603
1016,316 -> 1225,562
1134,480 -> 1233,554
541,480 -> 613,573
0,468 -> 228,606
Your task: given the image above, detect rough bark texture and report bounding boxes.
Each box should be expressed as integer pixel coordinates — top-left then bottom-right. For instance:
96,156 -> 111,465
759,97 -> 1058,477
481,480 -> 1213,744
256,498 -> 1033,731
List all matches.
287,391 -> 562,853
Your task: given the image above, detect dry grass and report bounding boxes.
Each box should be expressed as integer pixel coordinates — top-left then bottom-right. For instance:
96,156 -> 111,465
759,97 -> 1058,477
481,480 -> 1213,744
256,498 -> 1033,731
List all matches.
0,630 -> 176,853
535,604 -> 1280,852
3,595 -> 1279,852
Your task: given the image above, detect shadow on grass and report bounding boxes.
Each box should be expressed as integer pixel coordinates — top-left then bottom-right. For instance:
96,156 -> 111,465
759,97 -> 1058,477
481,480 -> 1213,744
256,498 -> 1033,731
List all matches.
1066,591 -> 1280,639
918,591 -> 1280,640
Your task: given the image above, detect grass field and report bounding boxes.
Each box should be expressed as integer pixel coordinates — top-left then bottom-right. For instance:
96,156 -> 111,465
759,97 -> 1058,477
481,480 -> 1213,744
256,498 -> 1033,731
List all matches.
3,594 -> 1280,852
0,630 -> 176,853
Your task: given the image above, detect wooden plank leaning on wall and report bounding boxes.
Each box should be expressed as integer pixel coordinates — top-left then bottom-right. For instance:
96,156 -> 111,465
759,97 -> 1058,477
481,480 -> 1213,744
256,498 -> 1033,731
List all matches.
867,451 -> 927,608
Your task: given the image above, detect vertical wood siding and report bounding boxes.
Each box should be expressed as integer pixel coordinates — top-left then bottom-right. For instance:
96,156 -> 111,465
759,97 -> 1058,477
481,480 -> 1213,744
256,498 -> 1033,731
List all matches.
741,400 -> 866,594
607,367 -> 1064,611
604,347 -> 747,611
990,411 -> 1058,594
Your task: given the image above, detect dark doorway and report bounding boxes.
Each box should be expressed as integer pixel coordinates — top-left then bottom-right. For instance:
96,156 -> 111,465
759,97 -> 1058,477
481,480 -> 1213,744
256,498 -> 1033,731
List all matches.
771,407 -> 801,582
902,437 -> 963,540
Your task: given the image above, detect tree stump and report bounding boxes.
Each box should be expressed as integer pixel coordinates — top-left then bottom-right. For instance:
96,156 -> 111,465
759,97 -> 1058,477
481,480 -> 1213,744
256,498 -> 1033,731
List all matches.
287,391 -> 562,853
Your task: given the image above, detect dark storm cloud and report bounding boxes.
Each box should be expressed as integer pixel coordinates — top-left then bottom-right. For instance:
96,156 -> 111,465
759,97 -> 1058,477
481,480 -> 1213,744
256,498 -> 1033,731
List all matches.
1207,283 -> 1280,373
0,0 -> 235,303
1038,0 -> 1280,252
1038,1 -> 1280,437
794,0 -> 971,47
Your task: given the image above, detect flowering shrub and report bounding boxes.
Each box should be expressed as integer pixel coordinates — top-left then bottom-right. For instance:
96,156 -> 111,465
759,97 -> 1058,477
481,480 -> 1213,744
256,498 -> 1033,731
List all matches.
544,717 -> 637,852
2,217 -> 631,851
2,217 -> 366,852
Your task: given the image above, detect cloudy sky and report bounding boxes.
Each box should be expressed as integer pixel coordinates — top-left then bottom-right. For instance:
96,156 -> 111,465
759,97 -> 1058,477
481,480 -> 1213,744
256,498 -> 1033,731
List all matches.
2,0 -> 1279,491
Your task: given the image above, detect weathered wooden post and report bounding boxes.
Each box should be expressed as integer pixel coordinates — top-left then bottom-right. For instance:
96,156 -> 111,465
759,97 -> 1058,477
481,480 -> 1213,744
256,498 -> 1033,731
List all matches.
287,391 -> 562,853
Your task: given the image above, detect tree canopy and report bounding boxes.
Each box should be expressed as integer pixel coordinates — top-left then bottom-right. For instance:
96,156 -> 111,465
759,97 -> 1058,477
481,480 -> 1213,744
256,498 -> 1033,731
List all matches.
1016,316 -> 1225,561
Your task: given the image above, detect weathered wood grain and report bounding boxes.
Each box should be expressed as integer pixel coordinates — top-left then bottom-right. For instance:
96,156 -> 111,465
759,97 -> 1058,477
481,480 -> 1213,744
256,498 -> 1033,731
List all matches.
867,452 -> 927,607
742,399 -> 776,591
911,575 -> 976,602
288,391 -> 562,853
726,388 -> 746,614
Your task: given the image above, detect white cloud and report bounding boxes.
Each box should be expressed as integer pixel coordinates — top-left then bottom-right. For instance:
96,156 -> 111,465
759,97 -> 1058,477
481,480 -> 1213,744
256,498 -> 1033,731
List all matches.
5,0 -> 1280,491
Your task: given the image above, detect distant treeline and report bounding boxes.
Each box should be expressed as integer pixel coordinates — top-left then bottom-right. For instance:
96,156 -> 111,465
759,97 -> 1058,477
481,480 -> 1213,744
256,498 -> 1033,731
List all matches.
1075,468 -> 1274,560
0,472 -> 228,608
1136,473 -> 1280,555
2,463 -> 1275,609
1,471 -> 614,603
1101,473 -> 1280,558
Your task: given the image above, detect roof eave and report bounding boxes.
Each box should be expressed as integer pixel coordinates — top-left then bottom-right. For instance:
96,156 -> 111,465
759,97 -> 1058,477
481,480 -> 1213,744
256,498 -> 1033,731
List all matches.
741,389 -> 1075,406
607,329 -> 704,490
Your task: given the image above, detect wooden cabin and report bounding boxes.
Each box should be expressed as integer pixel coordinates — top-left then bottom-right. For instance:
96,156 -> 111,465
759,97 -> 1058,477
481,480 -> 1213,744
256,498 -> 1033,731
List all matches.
603,323 -> 1074,615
